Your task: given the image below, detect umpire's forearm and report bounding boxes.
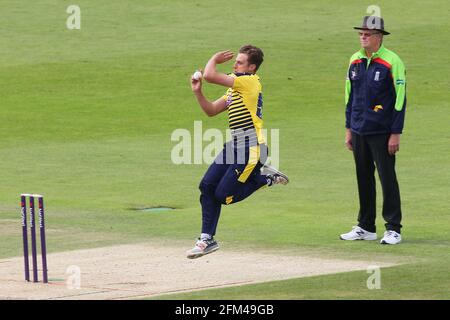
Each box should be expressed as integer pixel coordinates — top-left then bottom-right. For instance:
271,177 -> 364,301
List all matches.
194,90 -> 215,117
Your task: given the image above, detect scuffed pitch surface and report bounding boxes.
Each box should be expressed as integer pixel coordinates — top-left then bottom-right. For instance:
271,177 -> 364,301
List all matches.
0,243 -> 397,300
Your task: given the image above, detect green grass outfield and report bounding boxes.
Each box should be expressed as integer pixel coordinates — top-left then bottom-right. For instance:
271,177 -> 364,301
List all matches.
1,0 -> 449,299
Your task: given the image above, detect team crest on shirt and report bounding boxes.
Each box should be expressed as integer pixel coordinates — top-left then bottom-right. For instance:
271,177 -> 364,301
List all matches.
374,71 -> 380,81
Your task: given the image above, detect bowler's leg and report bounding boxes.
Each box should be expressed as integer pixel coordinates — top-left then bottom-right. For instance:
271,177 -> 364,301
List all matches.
199,158 -> 228,237
214,164 -> 268,205
214,145 -> 268,205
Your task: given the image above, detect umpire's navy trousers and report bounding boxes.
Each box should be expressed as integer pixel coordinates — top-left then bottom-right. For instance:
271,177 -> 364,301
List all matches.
352,132 -> 402,233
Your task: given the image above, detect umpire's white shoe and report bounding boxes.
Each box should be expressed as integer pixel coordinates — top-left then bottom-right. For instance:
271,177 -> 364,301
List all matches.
380,230 -> 402,245
340,226 -> 377,241
186,238 -> 219,259
261,164 -> 289,185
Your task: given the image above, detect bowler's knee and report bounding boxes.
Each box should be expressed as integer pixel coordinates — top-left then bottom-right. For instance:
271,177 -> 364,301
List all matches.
214,187 -> 233,205
199,179 -> 216,196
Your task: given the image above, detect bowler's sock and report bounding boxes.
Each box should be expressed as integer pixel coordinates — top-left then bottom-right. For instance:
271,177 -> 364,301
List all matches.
201,233 -> 212,241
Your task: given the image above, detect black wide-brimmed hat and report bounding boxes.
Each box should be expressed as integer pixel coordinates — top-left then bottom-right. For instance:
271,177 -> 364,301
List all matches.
354,16 -> 390,35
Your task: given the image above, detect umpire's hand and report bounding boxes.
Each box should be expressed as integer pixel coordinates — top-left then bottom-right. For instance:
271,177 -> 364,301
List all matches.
388,134 -> 401,155
345,129 -> 353,151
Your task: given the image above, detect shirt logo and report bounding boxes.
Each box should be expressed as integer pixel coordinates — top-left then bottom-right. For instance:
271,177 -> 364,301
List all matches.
396,79 -> 405,85
351,71 -> 357,79
373,105 -> 383,112
374,71 -> 380,81
226,93 -> 233,106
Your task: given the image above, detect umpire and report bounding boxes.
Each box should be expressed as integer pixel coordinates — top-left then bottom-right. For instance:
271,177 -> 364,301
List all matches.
340,16 -> 406,245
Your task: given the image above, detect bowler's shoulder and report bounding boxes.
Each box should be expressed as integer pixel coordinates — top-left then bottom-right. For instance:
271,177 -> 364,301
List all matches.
231,73 -> 261,92
233,73 -> 260,84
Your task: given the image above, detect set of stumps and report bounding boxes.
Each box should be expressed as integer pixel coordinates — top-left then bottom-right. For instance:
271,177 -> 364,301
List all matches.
20,194 -> 48,283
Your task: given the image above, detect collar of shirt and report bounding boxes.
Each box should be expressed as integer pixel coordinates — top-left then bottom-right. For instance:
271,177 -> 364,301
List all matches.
358,44 -> 386,59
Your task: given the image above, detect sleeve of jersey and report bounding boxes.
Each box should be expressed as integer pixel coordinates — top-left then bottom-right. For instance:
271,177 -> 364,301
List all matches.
391,57 -> 407,134
345,64 -> 353,129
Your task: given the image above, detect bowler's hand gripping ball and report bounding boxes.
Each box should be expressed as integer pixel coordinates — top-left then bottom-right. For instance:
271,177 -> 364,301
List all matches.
192,71 -> 202,81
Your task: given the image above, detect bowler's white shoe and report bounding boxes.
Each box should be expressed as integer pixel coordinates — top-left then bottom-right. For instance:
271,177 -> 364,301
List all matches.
261,164 -> 289,185
340,226 -> 377,241
186,238 -> 219,259
380,230 -> 402,245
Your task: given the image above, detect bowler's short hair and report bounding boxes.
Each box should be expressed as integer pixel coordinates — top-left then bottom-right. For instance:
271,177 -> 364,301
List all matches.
239,45 -> 264,71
